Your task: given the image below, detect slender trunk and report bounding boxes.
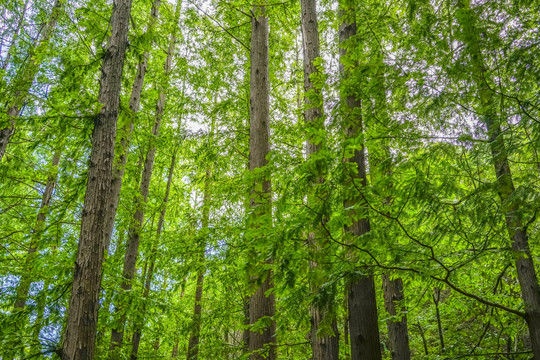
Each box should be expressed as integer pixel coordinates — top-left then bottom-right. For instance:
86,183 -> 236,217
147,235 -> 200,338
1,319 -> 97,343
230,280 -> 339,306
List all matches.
14,149 -> 61,309
301,1 -> 339,359
344,285 -> 349,347
433,287 -> 445,352
61,0 -> 132,358
103,0 -> 163,252
248,5 -> 276,360
0,0 -> 62,161
187,166 -> 212,360
415,322 -> 428,355
382,275 -> 410,360
338,2 -> 381,360
172,337 -> 180,358
457,3 -> 540,357
130,154 -> 176,359
110,0 -> 170,349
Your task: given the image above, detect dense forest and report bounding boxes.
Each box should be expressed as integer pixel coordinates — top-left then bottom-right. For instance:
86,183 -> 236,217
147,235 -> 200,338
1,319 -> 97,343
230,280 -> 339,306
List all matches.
1,0 -> 539,359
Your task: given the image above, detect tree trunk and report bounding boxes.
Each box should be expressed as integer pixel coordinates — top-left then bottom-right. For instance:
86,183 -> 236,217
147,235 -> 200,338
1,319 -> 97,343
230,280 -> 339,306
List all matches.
433,287 -> 445,352
382,275 -> 411,360
103,0 -> 163,252
187,165 -> 213,360
337,2 -> 381,360
130,154 -> 176,359
456,3 -> 540,358
14,149 -> 61,309
247,5 -> 276,360
110,0 -> 168,349
0,0 -> 62,162
61,0 -> 132,358
301,1 -> 339,359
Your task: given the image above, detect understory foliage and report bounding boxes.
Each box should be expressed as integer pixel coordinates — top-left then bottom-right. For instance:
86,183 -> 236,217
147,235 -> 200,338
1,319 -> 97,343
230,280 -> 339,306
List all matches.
0,0 -> 539,359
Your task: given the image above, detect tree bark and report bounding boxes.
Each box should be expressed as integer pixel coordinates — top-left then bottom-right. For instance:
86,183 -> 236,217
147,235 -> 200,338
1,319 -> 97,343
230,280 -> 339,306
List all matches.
103,0 -> 163,252
433,287 -> 445,352
248,5 -> 276,360
338,2 -> 381,360
110,0 -> 168,349
61,0 -> 132,358
456,2 -> 540,358
382,275 -> 411,360
0,0 -> 62,162
1,0 -> 29,72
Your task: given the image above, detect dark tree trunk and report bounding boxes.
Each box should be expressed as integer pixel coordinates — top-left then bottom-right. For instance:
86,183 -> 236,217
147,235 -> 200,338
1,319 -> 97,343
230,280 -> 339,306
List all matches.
456,3 -> 540,358
0,0 -> 62,161
382,275 -> 411,360
301,1 -> 339,359
248,5 -> 276,360
61,0 -> 132,358
433,287 -> 445,352
338,2 -> 381,360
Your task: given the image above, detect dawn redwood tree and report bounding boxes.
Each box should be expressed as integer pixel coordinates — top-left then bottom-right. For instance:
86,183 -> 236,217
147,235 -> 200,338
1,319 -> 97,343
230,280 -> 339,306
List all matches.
456,1 -> 540,357
61,0 -> 133,358
0,0 -> 63,162
247,4 -> 276,360
301,0 -> 339,358
338,2 -> 382,359
104,0 -> 164,253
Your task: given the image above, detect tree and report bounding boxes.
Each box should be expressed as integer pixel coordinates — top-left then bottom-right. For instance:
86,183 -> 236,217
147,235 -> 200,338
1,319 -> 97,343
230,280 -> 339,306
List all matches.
61,0 -> 132,358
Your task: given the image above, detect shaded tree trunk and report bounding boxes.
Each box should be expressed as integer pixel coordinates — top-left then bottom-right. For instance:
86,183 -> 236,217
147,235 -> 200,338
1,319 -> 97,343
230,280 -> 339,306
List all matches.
456,3 -> 540,358
248,5 -> 276,360
337,2 -> 380,360
1,0 -> 29,72
433,287 -> 445,352
61,0 -> 132,358
301,1 -> 339,359
382,275 -> 411,360
0,0 -> 62,161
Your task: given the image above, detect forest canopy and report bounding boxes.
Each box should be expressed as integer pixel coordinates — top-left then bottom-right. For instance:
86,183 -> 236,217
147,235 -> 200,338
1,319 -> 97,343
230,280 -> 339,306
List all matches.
1,0 -> 540,359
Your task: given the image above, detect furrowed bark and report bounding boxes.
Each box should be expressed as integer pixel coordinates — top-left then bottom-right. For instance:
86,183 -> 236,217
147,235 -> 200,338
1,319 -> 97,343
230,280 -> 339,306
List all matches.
338,2 -> 381,359
248,5 -> 276,360
104,0 -> 164,251
457,2 -> 540,358
0,0 -> 62,162
61,0 -> 132,358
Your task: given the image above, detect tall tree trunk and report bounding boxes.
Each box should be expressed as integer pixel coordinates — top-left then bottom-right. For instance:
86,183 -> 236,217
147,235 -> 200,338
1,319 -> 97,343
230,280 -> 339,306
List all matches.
456,3 -> 540,358
248,5 -> 276,360
382,275 -> 411,360
61,0 -> 132,358
338,2 -> 381,360
433,287 -> 445,352
131,154 -> 176,359
103,0 -> 163,252
301,1 -> 339,359
109,0 -> 168,349
187,166 -> 213,360
0,0 -> 62,162
14,149 -> 61,309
